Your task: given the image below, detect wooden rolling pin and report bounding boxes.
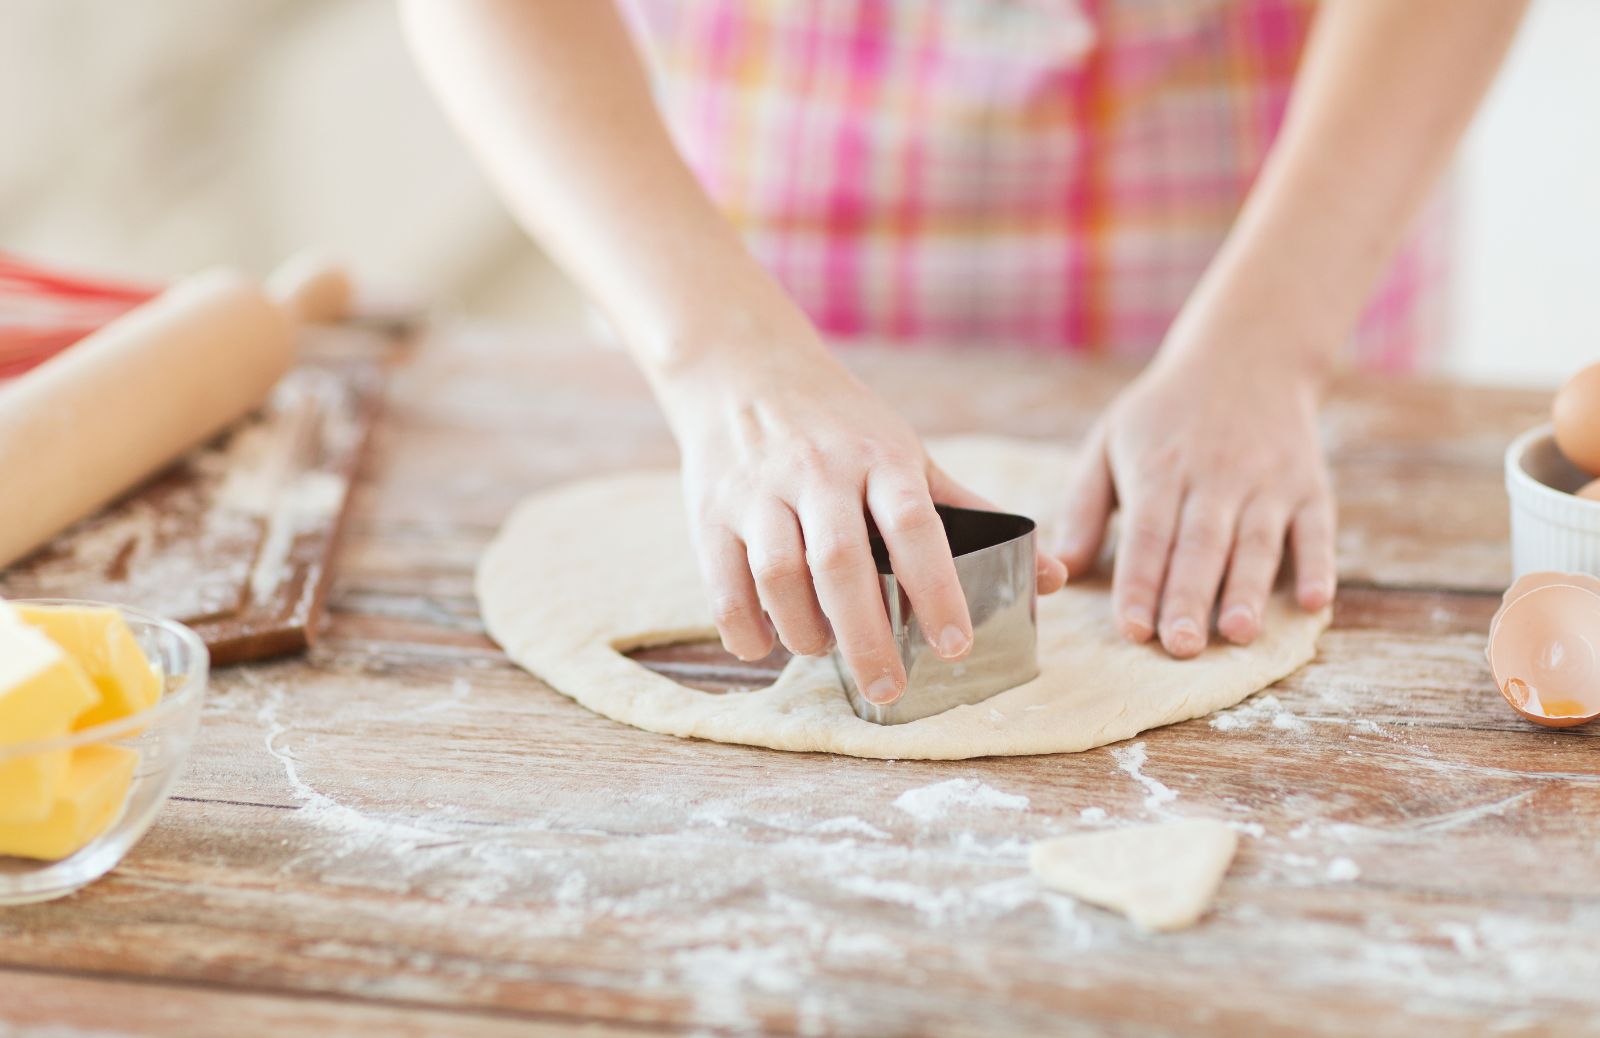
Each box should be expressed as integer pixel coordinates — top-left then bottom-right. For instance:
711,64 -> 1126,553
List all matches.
0,259 -> 352,571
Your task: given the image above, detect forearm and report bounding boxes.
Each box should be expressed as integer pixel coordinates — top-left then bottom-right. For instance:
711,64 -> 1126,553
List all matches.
399,0 -> 822,389
1164,0 -> 1528,377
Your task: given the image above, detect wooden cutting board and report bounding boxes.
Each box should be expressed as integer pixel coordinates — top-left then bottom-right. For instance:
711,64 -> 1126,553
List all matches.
0,332 -> 387,664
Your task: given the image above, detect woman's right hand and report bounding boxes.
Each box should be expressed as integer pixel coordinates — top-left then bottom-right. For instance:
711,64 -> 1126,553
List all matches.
659,346 -> 1067,707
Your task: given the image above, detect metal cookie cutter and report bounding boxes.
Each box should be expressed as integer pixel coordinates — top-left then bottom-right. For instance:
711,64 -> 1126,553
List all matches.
838,505 -> 1040,725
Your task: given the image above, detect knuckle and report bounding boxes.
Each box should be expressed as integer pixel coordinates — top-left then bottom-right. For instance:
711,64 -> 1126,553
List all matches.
861,439 -> 906,466
749,550 -> 806,587
780,622 -> 832,657
1134,446 -> 1181,481
790,443 -> 833,479
1117,571 -> 1163,601
839,641 -> 894,673
1161,594 -> 1205,619
1185,520 -> 1231,552
1124,523 -> 1171,557
878,492 -> 939,537
910,567 -> 963,605
696,514 -> 736,540
709,594 -> 758,630
1236,525 -> 1284,557
807,539 -> 865,577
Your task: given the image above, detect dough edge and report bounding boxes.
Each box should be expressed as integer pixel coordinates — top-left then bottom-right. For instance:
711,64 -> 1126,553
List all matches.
477,436 -> 1331,761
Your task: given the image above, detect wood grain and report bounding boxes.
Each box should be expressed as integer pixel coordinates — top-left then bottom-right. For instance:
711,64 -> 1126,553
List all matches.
0,326 -> 1591,1038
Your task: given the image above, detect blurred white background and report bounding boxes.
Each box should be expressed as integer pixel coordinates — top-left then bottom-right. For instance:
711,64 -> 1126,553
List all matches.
1,0 -> 1593,386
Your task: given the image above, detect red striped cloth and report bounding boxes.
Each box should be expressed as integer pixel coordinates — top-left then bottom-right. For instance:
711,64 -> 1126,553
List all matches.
622,0 -> 1448,372
0,256 -> 157,377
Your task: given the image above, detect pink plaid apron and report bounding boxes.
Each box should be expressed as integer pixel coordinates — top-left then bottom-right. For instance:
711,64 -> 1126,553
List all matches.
621,0 -> 1448,372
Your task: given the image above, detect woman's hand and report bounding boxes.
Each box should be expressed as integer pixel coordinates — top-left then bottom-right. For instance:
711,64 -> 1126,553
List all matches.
1055,349 -> 1335,659
661,347 -> 1067,705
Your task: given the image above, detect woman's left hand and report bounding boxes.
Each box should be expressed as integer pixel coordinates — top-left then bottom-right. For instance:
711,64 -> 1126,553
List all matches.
1054,348 -> 1336,658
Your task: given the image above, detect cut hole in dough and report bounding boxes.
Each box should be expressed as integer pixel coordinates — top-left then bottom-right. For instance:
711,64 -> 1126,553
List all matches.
627,640 -> 790,695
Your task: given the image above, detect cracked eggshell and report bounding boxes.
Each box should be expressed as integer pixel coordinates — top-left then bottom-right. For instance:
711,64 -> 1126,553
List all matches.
1486,582 -> 1600,728
1489,571 -> 1600,648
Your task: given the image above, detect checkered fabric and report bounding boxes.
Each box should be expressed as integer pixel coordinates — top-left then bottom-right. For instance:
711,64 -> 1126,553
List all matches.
621,0 -> 1448,372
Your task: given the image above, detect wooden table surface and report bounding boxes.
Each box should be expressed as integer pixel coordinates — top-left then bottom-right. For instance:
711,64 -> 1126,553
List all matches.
3,322 -> 1595,1038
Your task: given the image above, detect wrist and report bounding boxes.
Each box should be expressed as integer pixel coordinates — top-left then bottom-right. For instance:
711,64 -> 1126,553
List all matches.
644,307 -> 849,440
1156,258 -> 1342,393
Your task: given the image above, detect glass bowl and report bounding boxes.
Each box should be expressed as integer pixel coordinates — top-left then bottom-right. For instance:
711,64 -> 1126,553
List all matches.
0,601 -> 208,904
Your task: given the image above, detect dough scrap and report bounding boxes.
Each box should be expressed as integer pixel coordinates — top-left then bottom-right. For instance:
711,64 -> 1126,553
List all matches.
476,436 -> 1329,760
1029,819 -> 1240,931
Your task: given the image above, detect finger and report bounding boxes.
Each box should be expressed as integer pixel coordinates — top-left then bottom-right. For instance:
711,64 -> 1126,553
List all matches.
867,466 -> 972,661
797,491 -> 906,705
1291,493 -> 1338,610
1217,497 -> 1290,645
1055,424 -> 1115,580
694,522 -> 773,661
927,463 -> 1067,595
745,499 -> 831,656
1157,493 -> 1238,658
1111,480 -> 1183,643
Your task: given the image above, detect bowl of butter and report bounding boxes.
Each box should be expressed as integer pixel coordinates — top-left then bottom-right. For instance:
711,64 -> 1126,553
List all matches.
0,598 -> 207,904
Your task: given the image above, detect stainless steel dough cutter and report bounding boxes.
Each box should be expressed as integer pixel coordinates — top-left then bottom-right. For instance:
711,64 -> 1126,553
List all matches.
838,505 -> 1040,725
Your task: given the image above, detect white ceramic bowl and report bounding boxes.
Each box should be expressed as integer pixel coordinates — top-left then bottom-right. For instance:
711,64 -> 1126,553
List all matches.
0,602 -> 208,905
1505,425 -> 1600,579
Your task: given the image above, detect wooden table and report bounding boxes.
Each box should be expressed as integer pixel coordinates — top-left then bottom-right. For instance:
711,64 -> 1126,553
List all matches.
3,323 -> 1594,1037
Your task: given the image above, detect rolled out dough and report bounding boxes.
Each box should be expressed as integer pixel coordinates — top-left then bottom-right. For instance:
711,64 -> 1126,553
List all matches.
1029,819 -> 1241,931
476,436 -> 1329,760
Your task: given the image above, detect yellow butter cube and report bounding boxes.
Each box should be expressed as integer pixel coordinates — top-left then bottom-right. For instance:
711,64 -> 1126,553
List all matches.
0,616 -> 99,824
0,753 -> 71,828
15,605 -> 162,730
0,745 -> 137,861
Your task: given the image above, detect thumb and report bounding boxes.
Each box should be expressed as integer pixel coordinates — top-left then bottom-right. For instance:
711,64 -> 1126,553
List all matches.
927,462 -> 1069,595
1055,424 -> 1115,578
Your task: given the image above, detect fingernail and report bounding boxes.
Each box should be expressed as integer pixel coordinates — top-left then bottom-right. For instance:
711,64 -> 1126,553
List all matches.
936,624 -> 971,660
1301,580 -> 1333,607
865,676 -> 903,705
1220,604 -> 1255,634
1122,606 -> 1154,640
1166,617 -> 1204,655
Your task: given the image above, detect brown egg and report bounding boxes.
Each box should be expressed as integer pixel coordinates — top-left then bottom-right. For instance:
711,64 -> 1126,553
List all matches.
1580,477 -> 1600,502
1486,582 -> 1600,728
1553,363 -> 1600,477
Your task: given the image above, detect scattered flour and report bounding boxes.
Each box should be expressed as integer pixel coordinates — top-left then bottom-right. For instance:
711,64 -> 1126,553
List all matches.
835,874 -> 972,926
1209,694 -> 1309,734
822,930 -> 905,964
1327,857 -> 1362,882
891,778 -> 1029,822
412,677 -> 473,717
809,816 -> 891,840
1440,922 -> 1482,958
1110,741 -> 1178,813
255,677 -> 443,856
672,942 -> 806,1033
1078,806 -> 1108,824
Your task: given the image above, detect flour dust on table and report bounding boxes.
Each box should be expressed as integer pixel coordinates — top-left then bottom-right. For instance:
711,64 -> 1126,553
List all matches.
477,436 -> 1330,760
